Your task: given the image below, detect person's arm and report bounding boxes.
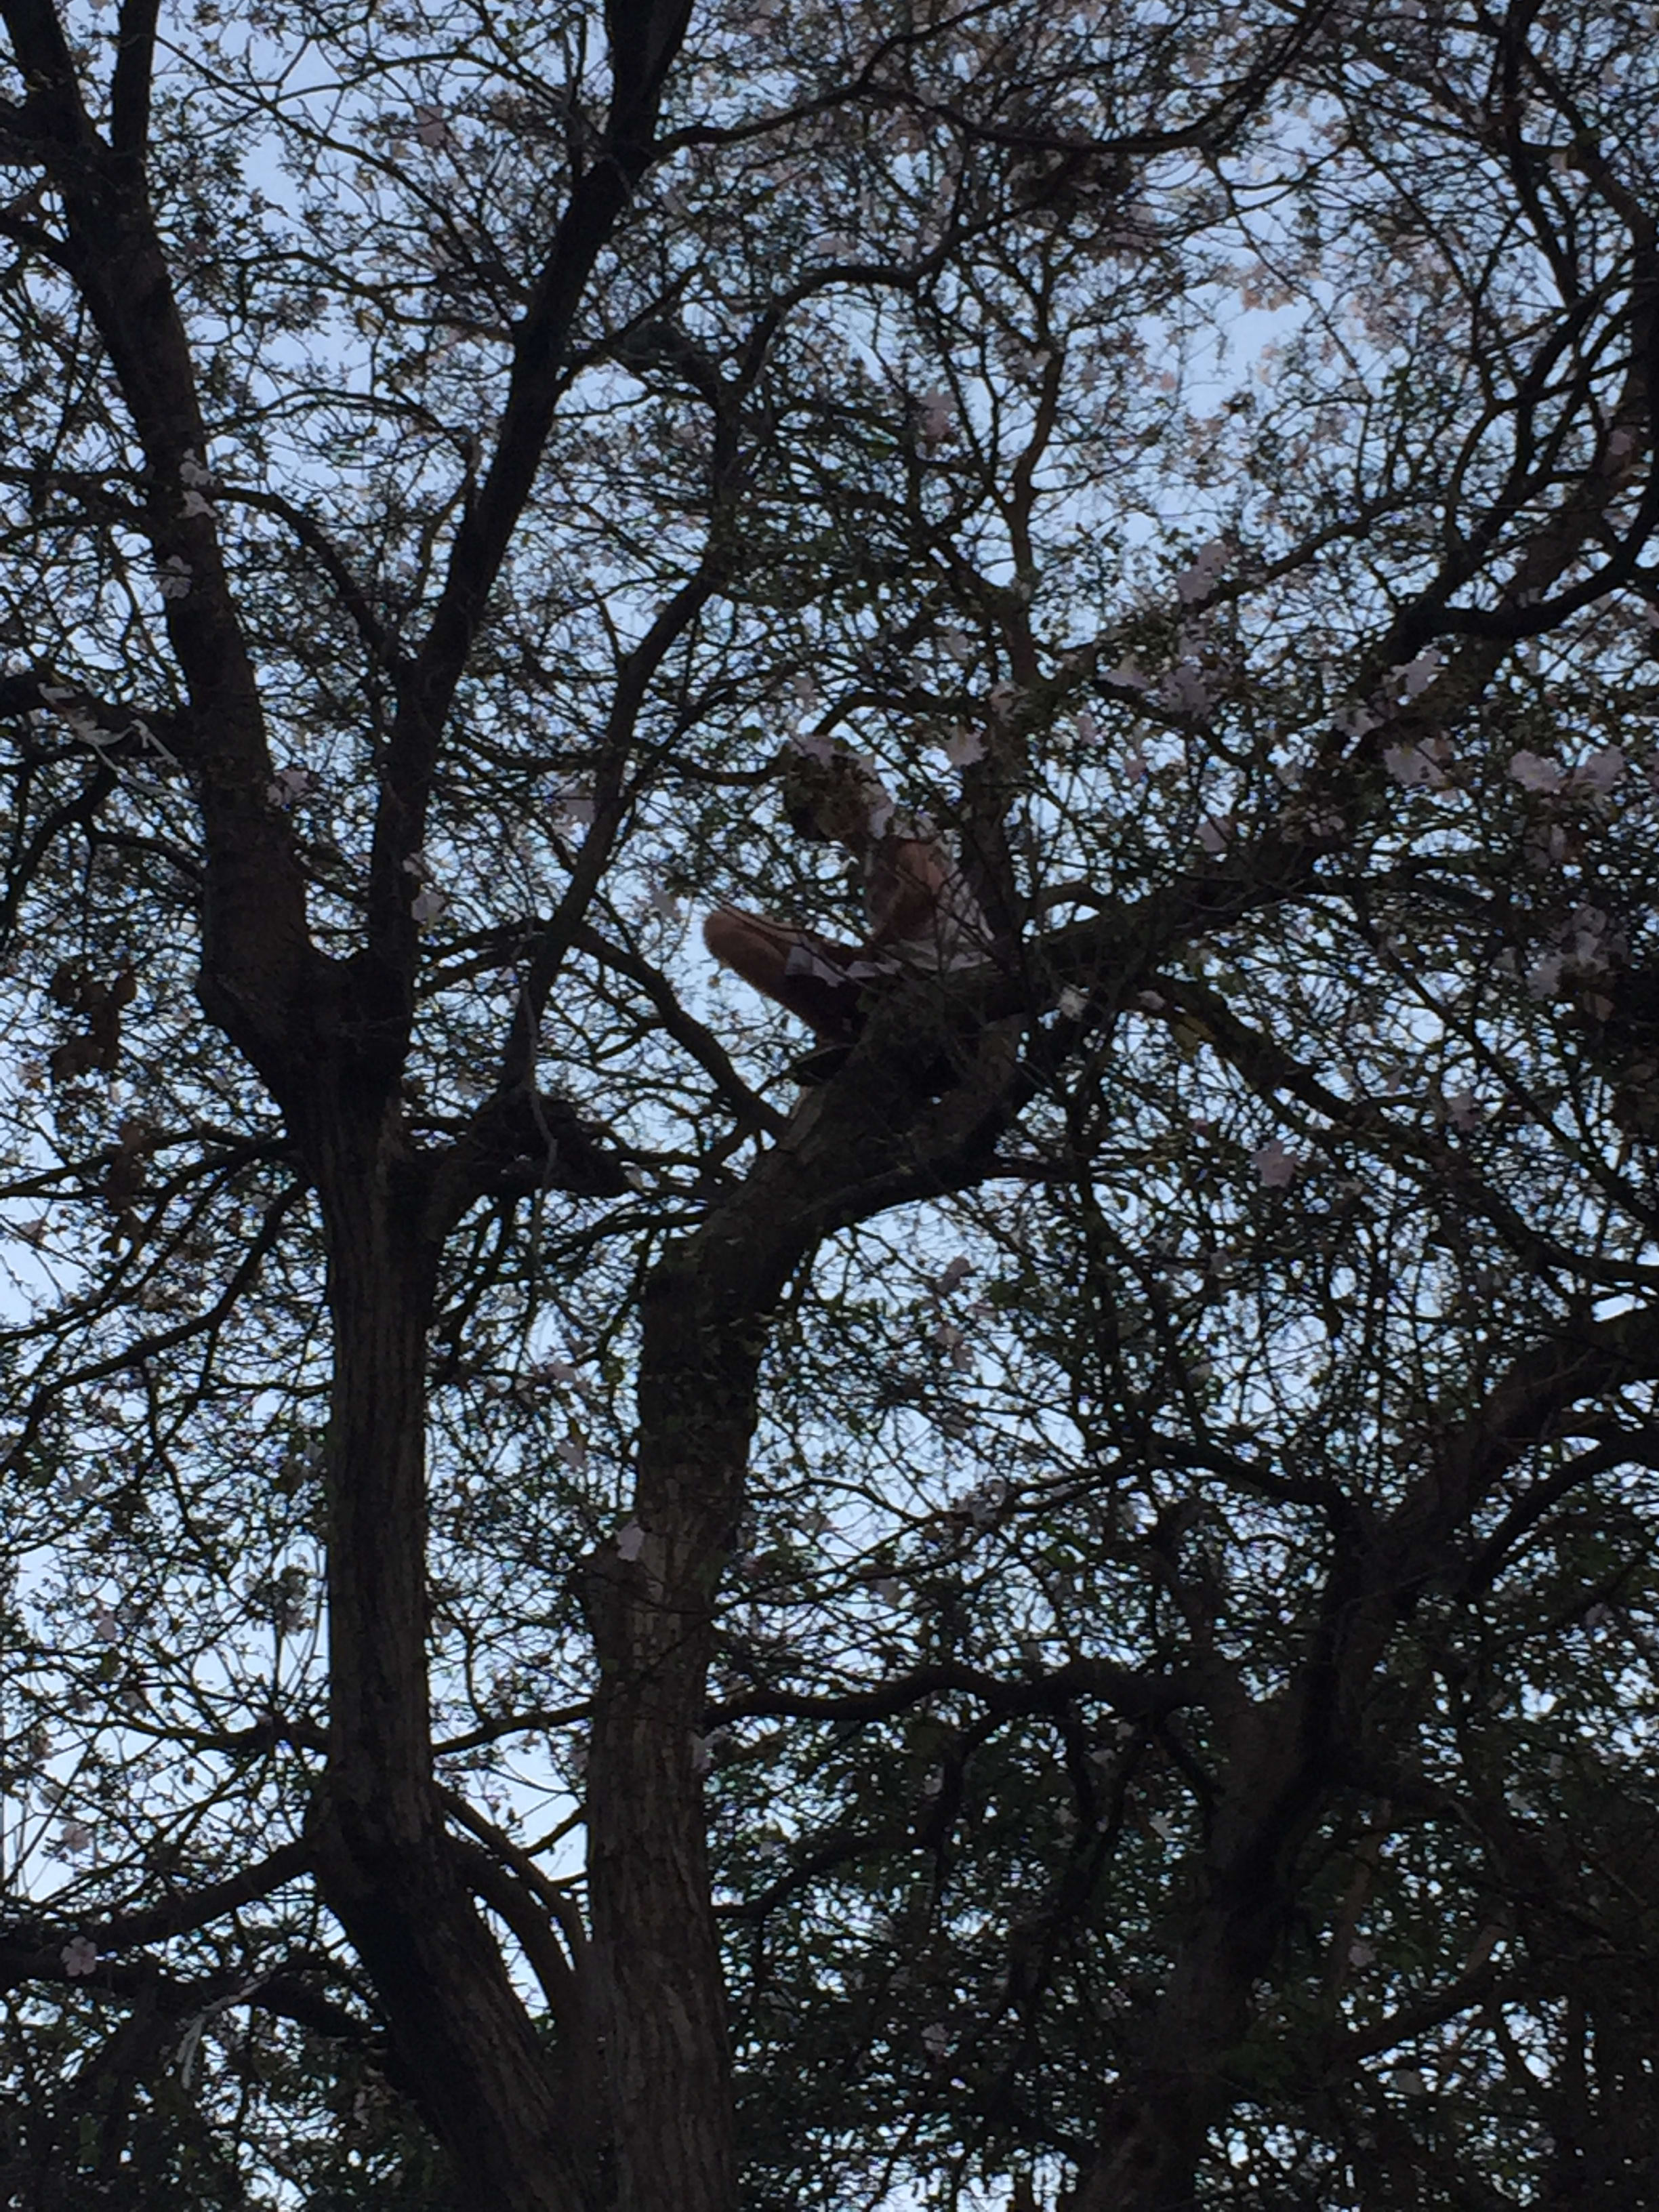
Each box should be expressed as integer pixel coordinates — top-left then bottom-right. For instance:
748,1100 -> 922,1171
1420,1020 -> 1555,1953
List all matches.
863,834 -> 951,948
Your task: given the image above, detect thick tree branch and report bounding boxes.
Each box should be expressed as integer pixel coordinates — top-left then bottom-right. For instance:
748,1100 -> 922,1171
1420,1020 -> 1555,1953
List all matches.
1,0 -> 314,1076
367,0 -> 696,996
108,0 -> 159,162
710,1657 -> 1208,1729
0,1840 -> 310,1963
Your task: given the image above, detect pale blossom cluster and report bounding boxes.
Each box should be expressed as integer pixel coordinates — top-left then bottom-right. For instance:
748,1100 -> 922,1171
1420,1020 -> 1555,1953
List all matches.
915,386 -> 955,443
402,851 -> 449,926
1252,1136 -> 1300,1189
1174,539 -> 1229,605
267,764 -> 321,808
1162,659 -> 1216,717
1521,903 -> 1624,1004
1383,735 -> 1452,790
60,1934 -> 98,1978
1509,745 -> 1625,798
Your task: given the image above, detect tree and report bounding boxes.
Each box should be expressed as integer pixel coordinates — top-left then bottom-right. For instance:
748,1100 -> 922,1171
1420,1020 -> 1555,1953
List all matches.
1,0 -> 1658,2204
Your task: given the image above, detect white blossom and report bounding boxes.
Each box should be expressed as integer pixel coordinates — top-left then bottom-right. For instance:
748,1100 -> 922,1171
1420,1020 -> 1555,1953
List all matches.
1509,749 -> 1561,794
1174,539 -> 1227,605
157,555 -> 192,601
1197,812 -> 1233,855
941,628 -> 975,666
1391,647 -> 1440,697
181,487 -> 216,520
916,386 -> 954,442
1563,904 -> 1617,973
1164,661 -> 1214,715
267,764 -> 319,808
617,1522 -> 646,1561
1568,745 -> 1625,795
1058,985 -> 1088,1019
647,882 -> 682,922
1073,706 -> 1100,743
1525,951 -> 1564,998
921,2022 -> 950,2060
1103,657 -> 1149,690
414,102 -> 451,149
1252,1138 -> 1298,1189
1384,743 -> 1433,789
930,1319 -> 971,1370
61,1934 -> 98,1977
1384,733 -> 1452,789
942,724 -> 985,767
92,1605 -> 121,1645
411,886 -> 448,926
556,1433 -> 588,1472
1149,1809 -> 1177,1840
178,451 -> 212,488
1390,2067 -> 1429,2097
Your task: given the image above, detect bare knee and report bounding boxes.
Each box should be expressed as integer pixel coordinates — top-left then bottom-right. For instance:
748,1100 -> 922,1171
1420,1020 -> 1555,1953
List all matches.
702,907 -> 754,968
705,908 -> 795,994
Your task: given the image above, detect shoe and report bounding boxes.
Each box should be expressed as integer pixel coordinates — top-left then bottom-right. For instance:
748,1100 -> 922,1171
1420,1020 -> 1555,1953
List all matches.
787,1042 -> 855,1085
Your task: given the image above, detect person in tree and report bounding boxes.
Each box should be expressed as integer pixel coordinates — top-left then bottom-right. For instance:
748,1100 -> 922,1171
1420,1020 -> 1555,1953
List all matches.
703,737 -> 991,1079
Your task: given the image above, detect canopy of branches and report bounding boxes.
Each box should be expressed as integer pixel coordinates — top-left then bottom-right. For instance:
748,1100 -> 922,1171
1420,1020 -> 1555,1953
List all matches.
2,1 -> 1658,2207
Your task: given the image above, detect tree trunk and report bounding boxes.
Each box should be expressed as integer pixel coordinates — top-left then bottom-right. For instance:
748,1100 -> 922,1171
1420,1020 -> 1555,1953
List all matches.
1073,1687 -> 1338,2212
583,1243 -> 775,2212
306,1092 -> 591,2212
581,1053 -> 1019,2211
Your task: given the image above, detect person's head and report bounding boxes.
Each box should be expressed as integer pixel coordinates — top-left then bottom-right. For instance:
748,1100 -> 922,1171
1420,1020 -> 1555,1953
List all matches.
778,740 -> 891,849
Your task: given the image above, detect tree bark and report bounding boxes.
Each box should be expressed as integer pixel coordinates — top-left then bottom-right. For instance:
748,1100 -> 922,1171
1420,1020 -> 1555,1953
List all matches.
1068,1660 -> 1348,2210
584,1025 -> 1021,2210
305,1089 -> 591,2212
583,1245 -> 778,2212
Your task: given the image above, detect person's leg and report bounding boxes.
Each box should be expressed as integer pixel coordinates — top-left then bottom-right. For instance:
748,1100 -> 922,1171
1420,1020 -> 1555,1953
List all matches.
703,907 -> 865,1038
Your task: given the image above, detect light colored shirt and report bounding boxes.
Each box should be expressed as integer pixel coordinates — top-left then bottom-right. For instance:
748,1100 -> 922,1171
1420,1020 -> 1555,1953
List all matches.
859,832 -> 989,975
